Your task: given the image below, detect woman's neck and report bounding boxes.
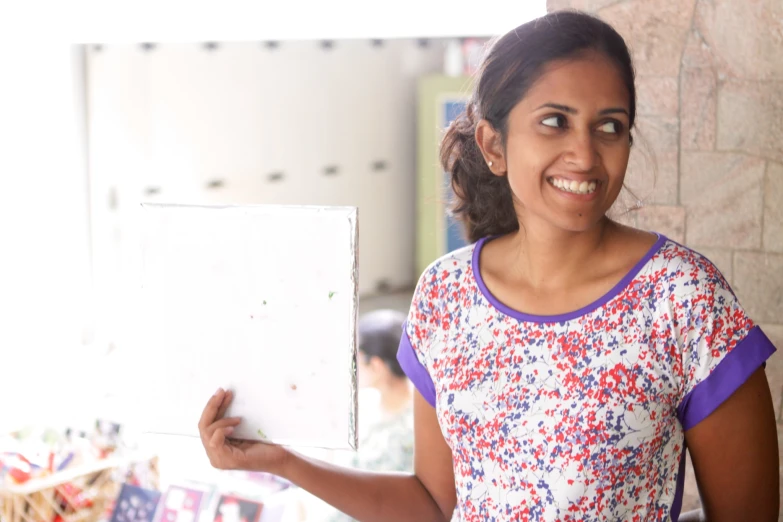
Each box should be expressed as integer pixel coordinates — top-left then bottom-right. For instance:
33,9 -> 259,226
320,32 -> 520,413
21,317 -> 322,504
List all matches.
504,217 -> 615,292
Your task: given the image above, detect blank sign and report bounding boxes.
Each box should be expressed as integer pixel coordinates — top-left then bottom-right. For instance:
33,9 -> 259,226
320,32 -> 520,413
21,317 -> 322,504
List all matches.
138,203 -> 358,449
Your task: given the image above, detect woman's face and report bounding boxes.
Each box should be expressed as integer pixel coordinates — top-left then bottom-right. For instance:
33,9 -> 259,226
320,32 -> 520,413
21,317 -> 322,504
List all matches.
483,52 -> 632,233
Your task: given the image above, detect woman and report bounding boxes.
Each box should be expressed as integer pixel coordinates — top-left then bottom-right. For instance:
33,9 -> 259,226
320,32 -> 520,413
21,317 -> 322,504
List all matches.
197,11 -> 779,521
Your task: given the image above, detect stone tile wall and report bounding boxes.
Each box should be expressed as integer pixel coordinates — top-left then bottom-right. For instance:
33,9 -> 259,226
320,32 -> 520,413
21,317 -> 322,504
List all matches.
546,0 -> 782,514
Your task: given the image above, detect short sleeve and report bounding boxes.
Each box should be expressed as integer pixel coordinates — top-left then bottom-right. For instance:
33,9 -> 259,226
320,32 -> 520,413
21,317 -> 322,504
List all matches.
397,270 -> 438,408
674,259 -> 776,430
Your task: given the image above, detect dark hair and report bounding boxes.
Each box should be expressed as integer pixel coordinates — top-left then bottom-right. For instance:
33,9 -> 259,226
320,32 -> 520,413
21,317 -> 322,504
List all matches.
358,309 -> 406,379
441,11 -> 637,243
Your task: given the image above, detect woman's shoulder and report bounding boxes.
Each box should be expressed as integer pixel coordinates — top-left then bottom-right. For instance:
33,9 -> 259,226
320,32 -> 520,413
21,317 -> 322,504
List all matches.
604,224 -> 733,305
637,235 -> 735,303
414,242 -> 478,291
652,237 -> 729,284
609,224 -> 714,275
406,243 -> 478,331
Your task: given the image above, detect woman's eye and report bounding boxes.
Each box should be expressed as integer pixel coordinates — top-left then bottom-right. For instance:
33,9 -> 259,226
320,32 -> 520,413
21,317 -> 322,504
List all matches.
598,121 -> 619,134
541,115 -> 567,128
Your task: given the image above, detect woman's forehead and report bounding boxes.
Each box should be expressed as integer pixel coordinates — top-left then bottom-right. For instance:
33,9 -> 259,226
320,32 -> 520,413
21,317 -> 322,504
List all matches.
520,54 -> 631,111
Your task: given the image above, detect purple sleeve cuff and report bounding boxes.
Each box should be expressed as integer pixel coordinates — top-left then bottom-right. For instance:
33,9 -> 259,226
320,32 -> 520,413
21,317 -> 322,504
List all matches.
677,326 -> 776,431
397,328 -> 437,408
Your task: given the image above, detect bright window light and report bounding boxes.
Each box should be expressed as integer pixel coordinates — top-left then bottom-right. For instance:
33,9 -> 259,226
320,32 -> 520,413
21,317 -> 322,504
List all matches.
9,0 -> 547,43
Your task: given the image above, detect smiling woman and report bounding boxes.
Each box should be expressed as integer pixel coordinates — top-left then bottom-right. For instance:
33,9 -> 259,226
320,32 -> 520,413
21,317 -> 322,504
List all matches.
495,52 -> 632,230
197,10 -> 779,522
441,14 -> 637,242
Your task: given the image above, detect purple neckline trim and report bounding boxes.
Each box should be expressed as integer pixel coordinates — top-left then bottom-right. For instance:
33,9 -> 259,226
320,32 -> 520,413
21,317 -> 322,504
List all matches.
471,233 -> 667,323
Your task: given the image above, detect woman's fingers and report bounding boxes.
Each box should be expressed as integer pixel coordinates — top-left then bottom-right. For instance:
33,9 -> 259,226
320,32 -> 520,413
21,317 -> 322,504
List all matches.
209,425 -> 231,448
199,389 -> 260,471
198,388 -> 226,431
216,389 -> 234,420
208,426 -> 237,468
205,417 -> 242,439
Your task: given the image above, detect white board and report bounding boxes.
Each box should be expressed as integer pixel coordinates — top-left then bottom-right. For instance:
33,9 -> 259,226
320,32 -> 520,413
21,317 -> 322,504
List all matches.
137,203 -> 358,449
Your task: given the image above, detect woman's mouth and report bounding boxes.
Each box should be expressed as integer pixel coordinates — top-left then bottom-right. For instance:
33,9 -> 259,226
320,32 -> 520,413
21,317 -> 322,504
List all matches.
547,176 -> 599,195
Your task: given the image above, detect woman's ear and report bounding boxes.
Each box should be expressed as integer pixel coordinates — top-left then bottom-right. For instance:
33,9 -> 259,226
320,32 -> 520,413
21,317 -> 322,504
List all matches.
475,119 -> 506,176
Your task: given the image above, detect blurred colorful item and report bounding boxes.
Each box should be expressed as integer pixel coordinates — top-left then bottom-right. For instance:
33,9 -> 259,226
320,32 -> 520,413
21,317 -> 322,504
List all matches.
0,421 -> 160,522
109,483 -> 161,522
98,458 -> 161,521
56,481 -> 96,510
461,38 -> 488,75
0,453 -> 34,484
211,494 -> 262,522
1,459 -> 157,522
0,422 -> 295,521
94,420 -> 123,459
232,471 -> 291,494
0,420 -> 126,487
153,485 -> 206,522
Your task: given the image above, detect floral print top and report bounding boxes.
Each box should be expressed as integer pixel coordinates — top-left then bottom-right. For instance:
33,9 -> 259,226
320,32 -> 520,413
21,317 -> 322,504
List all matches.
398,235 -> 775,522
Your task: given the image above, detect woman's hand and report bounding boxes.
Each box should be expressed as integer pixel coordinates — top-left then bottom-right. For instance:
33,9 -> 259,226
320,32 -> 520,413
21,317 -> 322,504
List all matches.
200,389 -> 452,521
198,388 -> 289,474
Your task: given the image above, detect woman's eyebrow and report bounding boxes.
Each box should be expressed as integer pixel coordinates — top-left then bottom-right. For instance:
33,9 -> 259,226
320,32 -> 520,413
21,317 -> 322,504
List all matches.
599,107 -> 629,116
533,103 -> 630,117
535,103 -> 576,114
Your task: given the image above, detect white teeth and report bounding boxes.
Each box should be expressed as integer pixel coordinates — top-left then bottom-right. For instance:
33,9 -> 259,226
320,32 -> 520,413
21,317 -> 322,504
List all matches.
549,178 -> 598,194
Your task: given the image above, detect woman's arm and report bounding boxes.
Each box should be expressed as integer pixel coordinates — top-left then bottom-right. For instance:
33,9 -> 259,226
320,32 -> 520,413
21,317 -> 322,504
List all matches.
199,389 -> 456,522
683,367 -> 779,522
280,393 -> 456,521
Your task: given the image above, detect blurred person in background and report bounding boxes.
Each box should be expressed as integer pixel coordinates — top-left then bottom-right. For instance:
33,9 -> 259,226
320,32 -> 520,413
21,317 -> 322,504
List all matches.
326,309 -> 414,521
353,309 -> 414,471
292,309 -> 415,522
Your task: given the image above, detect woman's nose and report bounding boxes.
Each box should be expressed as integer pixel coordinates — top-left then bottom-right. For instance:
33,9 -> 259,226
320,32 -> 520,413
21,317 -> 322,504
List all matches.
564,132 -> 598,171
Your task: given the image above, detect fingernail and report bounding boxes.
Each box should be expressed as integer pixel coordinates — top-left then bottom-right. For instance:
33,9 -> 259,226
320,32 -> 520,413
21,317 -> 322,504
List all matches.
225,427 -> 234,435
214,387 -> 223,396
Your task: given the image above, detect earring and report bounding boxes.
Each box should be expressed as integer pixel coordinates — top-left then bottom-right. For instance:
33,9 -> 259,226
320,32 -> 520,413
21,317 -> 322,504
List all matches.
488,161 -> 493,167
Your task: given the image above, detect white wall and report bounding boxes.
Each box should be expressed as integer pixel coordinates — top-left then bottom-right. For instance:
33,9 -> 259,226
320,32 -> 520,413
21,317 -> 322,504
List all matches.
85,39 -> 446,359
0,0 -> 545,433
1,1 -> 545,43
0,44 -> 93,431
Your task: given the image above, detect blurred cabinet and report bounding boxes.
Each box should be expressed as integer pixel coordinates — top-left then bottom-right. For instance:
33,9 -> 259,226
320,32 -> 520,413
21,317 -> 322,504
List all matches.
415,75 -> 473,276
85,40 -> 446,349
